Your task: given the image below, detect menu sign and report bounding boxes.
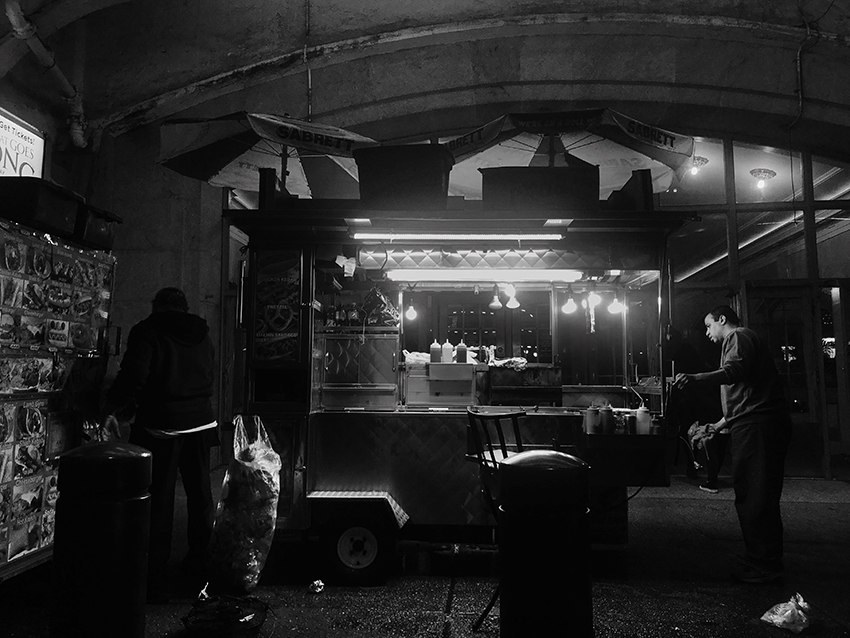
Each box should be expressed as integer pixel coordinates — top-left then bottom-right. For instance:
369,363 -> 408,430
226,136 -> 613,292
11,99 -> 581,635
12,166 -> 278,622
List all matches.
0,108 -> 44,179
253,250 -> 301,362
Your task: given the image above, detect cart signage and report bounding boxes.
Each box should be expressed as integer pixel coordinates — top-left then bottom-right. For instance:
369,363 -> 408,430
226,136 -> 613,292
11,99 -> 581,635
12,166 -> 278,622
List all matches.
246,113 -> 379,159
253,250 -> 302,362
0,108 -> 44,178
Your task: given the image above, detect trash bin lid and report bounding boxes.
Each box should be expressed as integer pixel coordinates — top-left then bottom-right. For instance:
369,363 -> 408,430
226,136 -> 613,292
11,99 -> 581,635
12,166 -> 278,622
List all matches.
500,450 -> 589,514
59,442 -> 152,497
501,449 -> 589,471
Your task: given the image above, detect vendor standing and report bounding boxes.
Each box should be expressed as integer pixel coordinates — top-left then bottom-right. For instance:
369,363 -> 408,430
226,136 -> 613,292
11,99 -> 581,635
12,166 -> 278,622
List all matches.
674,305 -> 791,584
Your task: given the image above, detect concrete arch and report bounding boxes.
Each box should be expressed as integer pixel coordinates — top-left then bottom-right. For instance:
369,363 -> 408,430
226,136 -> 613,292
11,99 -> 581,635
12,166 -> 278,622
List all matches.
91,12 -> 850,160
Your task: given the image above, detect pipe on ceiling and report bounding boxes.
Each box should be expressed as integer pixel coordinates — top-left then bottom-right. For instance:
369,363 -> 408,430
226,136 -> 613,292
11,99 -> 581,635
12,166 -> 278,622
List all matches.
5,0 -> 87,147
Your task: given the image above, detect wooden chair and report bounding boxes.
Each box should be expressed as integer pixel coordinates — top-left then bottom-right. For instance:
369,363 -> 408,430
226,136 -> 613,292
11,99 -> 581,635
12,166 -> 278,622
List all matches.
465,407 -> 527,632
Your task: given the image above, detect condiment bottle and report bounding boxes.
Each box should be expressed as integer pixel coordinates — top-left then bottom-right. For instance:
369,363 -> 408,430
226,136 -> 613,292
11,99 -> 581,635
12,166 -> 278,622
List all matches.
456,340 -> 468,363
636,405 -> 651,435
441,339 -> 453,363
430,339 -> 441,363
600,405 -> 615,434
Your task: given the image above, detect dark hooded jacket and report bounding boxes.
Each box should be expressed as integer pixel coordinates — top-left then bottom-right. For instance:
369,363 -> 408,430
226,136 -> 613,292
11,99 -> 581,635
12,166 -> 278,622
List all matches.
106,310 -> 215,431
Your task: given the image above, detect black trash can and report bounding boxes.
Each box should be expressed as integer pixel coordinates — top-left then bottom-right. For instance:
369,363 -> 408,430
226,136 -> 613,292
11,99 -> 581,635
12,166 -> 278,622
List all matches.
498,449 -> 593,637
50,442 -> 152,638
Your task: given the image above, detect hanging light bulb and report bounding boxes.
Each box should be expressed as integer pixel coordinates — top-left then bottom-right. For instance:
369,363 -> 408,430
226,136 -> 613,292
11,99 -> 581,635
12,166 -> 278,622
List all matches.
488,284 -> 502,310
608,297 -> 624,314
588,288 -> 601,308
561,286 -> 577,314
405,303 -> 417,320
502,283 -> 519,309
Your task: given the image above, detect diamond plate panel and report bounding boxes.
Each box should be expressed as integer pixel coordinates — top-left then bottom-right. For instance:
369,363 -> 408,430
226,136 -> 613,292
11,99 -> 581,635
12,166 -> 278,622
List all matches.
360,336 -> 397,384
358,247 -> 613,270
325,336 -> 359,382
310,412 -> 488,526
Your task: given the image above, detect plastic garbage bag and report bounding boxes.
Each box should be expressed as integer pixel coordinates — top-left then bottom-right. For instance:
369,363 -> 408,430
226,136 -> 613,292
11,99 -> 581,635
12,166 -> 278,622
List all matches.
362,285 -> 400,326
207,415 -> 282,592
761,593 -> 810,633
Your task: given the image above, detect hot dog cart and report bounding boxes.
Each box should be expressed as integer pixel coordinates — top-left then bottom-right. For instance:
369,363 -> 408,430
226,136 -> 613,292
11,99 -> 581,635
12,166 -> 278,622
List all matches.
224,157 -> 690,583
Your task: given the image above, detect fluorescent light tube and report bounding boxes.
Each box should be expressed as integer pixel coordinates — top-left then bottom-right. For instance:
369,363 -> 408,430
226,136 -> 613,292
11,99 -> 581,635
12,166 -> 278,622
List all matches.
386,269 -> 583,283
353,232 -> 562,242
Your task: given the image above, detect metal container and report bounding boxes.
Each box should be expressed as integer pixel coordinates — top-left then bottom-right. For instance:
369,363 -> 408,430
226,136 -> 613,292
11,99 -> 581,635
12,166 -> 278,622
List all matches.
583,407 -> 600,433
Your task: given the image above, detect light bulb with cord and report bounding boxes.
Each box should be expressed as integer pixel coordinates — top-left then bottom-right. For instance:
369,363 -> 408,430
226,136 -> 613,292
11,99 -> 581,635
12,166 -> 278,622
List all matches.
561,286 -> 577,314
588,289 -> 601,308
404,284 -> 418,320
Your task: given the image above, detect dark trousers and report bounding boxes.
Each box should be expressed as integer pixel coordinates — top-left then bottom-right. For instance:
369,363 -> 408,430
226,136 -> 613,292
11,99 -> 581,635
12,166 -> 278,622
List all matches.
129,427 -> 214,586
704,433 -> 729,484
729,416 -> 792,569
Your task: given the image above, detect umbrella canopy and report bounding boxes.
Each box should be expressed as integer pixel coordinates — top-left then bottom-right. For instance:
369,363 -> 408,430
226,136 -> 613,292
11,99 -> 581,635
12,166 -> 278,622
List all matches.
444,109 -> 695,200
157,113 -> 379,197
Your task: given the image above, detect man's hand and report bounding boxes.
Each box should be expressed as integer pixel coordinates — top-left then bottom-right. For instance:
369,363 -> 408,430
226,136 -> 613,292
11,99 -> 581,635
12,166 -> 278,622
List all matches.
674,373 -> 694,389
102,414 -> 131,442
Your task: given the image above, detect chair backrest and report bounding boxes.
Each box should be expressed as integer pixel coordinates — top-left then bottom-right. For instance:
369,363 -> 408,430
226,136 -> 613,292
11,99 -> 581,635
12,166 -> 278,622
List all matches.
466,407 -> 526,520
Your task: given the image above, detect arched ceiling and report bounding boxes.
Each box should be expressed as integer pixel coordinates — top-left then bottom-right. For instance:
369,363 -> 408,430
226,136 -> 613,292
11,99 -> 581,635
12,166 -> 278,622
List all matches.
3,0 -> 850,157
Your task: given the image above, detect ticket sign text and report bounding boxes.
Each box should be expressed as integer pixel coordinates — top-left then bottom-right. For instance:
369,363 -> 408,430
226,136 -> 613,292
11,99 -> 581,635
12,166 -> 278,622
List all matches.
0,109 -> 44,178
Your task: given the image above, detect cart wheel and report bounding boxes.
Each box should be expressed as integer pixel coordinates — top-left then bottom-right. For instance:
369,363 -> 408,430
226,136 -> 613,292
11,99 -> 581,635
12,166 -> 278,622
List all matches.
323,517 -> 396,585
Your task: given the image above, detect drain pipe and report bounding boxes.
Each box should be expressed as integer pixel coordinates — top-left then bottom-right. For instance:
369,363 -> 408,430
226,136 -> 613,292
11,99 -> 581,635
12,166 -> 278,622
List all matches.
5,0 -> 87,147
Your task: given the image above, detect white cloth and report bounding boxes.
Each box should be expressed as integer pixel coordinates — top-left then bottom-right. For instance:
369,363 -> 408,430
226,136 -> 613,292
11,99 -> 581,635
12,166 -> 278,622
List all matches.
146,421 -> 217,439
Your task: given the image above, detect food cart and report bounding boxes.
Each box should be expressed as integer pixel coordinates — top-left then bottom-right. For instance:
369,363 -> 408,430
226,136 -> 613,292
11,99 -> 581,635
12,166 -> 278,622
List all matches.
224,155 -> 690,584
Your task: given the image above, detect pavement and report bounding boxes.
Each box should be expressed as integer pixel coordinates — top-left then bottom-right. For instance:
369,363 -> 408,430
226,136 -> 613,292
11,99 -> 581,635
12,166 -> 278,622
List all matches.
2,465 -> 850,637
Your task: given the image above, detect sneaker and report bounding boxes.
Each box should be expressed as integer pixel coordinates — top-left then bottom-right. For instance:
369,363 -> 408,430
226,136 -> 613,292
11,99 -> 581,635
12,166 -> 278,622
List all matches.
699,482 -> 719,494
732,564 -> 784,584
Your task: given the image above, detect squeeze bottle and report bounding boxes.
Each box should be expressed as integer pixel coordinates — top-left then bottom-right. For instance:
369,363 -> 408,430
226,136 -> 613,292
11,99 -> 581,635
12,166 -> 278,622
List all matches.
636,405 -> 651,435
600,405 -> 615,434
456,340 -> 468,363
441,339 -> 453,363
430,340 -> 441,363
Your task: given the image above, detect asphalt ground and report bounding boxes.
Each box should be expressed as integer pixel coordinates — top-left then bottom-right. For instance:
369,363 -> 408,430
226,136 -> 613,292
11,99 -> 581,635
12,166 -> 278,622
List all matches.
2,469 -> 849,637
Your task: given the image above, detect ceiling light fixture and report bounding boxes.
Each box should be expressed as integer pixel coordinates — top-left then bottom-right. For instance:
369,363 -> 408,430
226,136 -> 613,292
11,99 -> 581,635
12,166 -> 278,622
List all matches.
352,232 -> 562,242
608,297 -> 624,314
750,168 -> 776,189
386,269 -> 583,283
488,284 -> 503,310
690,156 -> 709,175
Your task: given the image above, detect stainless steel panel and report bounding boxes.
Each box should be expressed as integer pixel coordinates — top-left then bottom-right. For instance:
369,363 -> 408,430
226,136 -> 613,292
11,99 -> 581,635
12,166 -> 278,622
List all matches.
360,335 -> 397,384
308,412 -> 486,526
324,336 -> 359,383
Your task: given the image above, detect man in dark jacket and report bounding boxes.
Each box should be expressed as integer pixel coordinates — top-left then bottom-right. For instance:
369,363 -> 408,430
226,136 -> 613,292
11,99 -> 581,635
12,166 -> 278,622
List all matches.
103,287 -> 216,602
674,305 -> 791,584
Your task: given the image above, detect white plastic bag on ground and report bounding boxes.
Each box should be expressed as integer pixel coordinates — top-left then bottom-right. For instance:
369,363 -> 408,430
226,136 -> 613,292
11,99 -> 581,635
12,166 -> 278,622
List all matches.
761,593 -> 810,633
207,415 -> 282,592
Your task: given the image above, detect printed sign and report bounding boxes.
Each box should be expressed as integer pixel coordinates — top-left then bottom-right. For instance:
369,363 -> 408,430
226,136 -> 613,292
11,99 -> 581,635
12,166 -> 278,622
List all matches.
0,108 -> 44,178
